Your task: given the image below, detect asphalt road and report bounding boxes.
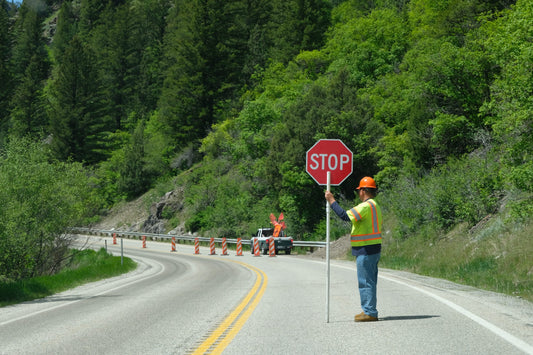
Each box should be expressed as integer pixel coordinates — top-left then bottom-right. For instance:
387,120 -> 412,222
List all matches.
0,236 -> 531,355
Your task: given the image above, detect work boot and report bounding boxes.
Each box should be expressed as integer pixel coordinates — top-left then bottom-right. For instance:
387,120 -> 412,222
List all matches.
354,312 -> 378,322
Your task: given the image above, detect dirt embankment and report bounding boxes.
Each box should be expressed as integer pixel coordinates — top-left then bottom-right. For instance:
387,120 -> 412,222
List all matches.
307,235 -> 351,260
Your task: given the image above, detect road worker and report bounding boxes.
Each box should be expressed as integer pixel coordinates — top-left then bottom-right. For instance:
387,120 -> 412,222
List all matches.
325,176 -> 382,322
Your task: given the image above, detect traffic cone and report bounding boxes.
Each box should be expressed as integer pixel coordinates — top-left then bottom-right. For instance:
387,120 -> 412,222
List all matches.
171,236 -> 176,252
194,237 -> 200,254
253,237 -> 260,257
209,237 -> 216,255
269,236 -> 276,257
221,237 -> 228,256
236,237 -> 243,256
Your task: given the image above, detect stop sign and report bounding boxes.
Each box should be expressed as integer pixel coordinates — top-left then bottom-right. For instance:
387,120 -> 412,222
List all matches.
306,139 -> 353,185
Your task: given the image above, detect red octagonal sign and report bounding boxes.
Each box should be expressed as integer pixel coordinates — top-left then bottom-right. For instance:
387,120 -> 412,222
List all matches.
306,139 -> 353,186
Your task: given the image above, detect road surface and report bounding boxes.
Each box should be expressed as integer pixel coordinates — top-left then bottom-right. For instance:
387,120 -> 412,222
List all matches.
0,236 -> 531,354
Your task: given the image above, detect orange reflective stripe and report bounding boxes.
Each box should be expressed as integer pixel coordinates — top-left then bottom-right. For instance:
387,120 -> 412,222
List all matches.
367,200 -> 380,234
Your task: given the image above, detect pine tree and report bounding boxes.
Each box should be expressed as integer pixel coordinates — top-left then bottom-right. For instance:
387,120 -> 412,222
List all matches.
158,0 -> 217,150
125,0 -> 169,117
0,0 -> 13,140
48,35 -> 111,163
267,0 -> 331,63
158,0 -> 258,151
8,0 -> 50,139
9,54 -> 49,138
90,3 -> 131,130
118,120 -> 150,198
79,0 -> 108,34
52,0 -> 78,64
10,1 -> 49,83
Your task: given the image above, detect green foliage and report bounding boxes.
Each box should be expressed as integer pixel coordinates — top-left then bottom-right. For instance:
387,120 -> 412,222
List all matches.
1,0 -> 532,295
117,120 -> 152,199
326,6 -> 409,87
382,153 -> 502,238
479,0 -> 533,194
381,216 -> 533,301
0,138 -> 101,280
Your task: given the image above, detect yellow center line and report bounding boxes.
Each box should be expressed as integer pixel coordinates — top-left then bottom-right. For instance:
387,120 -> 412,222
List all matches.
190,260 -> 268,355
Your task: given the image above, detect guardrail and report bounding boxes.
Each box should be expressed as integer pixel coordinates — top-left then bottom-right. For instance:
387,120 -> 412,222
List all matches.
70,227 -> 327,249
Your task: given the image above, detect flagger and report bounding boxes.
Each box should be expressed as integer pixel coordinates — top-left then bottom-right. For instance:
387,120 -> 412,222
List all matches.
325,176 -> 382,322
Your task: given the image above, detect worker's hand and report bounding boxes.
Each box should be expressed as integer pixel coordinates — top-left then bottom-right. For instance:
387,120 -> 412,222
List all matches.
325,190 -> 335,204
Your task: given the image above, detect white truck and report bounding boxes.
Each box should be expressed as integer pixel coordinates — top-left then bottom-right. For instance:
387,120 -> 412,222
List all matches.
252,227 -> 294,255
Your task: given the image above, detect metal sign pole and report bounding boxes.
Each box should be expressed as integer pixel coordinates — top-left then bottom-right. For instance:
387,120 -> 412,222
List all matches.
326,171 -> 331,323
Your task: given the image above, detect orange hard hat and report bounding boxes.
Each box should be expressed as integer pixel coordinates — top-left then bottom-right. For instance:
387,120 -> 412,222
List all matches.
356,176 -> 377,190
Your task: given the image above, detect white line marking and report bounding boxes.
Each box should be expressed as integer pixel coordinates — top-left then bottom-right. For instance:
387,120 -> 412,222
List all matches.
0,256 -> 165,327
316,259 -> 533,354
378,273 -> 533,354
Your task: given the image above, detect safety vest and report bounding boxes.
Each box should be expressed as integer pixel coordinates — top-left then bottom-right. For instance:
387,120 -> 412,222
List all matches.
347,199 -> 382,247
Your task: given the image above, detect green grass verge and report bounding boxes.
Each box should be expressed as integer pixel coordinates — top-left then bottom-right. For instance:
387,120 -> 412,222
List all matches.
380,218 -> 533,302
0,248 -> 136,307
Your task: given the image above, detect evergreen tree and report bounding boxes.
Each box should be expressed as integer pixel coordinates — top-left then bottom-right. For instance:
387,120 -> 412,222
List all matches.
8,0 -> 50,139
126,0 -> 169,116
52,0 -> 78,64
79,0 -> 108,35
10,1 -> 48,83
89,0 -> 169,131
9,54 -> 49,138
90,3 -> 131,130
267,0 -> 331,63
48,35 -> 111,164
158,0 -> 226,150
118,120 -> 150,198
0,0 -> 13,141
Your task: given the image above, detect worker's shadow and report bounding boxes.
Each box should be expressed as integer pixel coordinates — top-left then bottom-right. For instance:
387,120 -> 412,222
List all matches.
334,315 -> 440,323
380,315 -> 440,321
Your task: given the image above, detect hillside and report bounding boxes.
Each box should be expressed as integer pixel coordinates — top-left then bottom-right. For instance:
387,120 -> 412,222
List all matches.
0,0 -> 531,299
92,183 -> 532,302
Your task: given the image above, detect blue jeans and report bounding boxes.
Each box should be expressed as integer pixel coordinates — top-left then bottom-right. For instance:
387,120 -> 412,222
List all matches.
356,253 -> 381,318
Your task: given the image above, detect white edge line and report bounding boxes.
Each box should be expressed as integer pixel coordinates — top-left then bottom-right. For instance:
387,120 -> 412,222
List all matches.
378,273 -> 533,354
0,256 -> 165,327
318,259 -> 533,355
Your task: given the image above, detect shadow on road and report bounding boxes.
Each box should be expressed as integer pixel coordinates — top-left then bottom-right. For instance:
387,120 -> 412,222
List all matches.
380,315 -> 440,321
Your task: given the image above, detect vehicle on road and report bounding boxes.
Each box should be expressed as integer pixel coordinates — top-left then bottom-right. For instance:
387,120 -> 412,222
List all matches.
252,227 -> 294,255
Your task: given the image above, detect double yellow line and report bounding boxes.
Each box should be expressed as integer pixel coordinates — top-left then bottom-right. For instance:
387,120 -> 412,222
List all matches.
190,260 -> 268,354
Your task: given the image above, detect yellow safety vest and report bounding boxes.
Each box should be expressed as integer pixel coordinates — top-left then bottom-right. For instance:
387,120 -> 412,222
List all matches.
347,199 -> 382,247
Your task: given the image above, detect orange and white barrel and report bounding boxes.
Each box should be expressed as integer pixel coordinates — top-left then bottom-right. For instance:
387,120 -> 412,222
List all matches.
236,237 -> 243,256
209,237 -> 216,255
269,236 -> 276,257
253,237 -> 260,256
194,237 -> 200,254
221,237 -> 228,256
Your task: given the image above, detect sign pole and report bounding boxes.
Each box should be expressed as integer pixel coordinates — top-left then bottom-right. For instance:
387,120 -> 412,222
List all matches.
326,171 -> 331,323
306,139 -> 352,324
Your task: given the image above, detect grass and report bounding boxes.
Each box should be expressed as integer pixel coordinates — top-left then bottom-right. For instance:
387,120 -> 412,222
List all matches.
0,248 -> 136,307
380,216 -> 533,302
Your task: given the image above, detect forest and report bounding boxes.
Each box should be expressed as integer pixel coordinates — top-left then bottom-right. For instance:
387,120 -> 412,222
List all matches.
0,0 -> 531,291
